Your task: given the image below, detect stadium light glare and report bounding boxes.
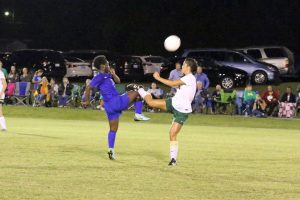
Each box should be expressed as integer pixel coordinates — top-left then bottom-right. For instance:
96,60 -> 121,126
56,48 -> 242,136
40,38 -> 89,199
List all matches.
4,11 -> 10,16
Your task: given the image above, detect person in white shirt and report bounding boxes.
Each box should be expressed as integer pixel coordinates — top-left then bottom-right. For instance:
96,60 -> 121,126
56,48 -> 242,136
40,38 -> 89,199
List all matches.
0,70 -> 7,131
138,58 -> 197,166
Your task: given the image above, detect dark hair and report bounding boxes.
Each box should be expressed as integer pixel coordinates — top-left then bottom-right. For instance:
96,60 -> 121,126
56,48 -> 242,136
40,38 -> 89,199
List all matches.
93,56 -> 108,70
184,58 -> 198,72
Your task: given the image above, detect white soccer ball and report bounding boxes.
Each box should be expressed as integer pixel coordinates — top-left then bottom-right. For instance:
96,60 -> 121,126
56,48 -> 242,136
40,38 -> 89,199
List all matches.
164,35 -> 181,52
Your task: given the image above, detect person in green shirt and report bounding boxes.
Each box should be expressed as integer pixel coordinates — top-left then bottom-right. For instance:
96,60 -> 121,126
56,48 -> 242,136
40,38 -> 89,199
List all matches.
243,85 -> 256,115
0,61 -> 8,78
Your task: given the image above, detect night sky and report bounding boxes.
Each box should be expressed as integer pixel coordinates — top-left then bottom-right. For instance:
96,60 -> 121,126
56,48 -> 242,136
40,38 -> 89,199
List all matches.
1,0 -> 299,56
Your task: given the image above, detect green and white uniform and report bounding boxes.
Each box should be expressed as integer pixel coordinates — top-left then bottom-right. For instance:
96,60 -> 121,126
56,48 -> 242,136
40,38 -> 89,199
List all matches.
166,73 -> 196,124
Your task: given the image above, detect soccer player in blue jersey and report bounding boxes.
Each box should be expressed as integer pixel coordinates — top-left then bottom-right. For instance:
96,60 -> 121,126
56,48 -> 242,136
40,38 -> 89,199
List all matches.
83,56 -> 140,160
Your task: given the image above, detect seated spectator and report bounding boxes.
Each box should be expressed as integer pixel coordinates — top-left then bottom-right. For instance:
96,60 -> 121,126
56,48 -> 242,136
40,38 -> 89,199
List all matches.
243,85 -> 256,116
211,84 -> 222,113
235,90 -> 244,115
194,65 -> 210,90
252,94 -> 267,117
4,79 -> 16,104
0,60 -> 8,78
7,65 -> 19,83
81,79 -> 93,102
58,77 -> 73,107
19,67 -> 32,82
148,82 -> 163,99
278,87 -> 296,118
193,81 -> 212,113
262,85 -> 280,116
35,77 -> 51,107
32,69 -> 43,92
296,84 -> 300,104
49,78 -> 59,106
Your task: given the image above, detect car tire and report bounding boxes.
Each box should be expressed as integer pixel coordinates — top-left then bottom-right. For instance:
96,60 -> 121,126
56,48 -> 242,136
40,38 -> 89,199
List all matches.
220,76 -> 234,89
252,71 -> 267,85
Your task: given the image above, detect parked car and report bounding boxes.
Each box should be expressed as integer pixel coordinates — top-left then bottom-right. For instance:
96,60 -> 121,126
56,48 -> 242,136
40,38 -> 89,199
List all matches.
162,57 -> 248,89
7,49 -> 66,79
64,56 -> 92,78
237,46 -> 295,75
65,50 -> 116,76
114,55 -> 144,81
133,55 -> 171,76
182,48 -> 279,85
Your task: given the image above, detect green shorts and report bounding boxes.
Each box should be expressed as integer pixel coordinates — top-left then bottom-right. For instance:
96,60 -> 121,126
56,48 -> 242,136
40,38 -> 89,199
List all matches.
165,98 -> 189,125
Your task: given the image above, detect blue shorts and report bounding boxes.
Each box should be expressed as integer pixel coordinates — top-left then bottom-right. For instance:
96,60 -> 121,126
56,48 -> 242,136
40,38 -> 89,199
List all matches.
104,93 -> 130,121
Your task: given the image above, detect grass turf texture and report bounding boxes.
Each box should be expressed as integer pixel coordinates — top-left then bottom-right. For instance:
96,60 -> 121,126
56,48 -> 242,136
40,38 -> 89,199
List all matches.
1,106 -> 300,200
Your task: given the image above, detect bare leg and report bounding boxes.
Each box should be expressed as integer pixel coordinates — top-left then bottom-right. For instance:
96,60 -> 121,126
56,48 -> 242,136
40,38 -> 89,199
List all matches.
169,122 -> 182,141
127,91 -> 139,105
109,118 -> 119,132
169,122 -> 182,164
144,94 -> 167,111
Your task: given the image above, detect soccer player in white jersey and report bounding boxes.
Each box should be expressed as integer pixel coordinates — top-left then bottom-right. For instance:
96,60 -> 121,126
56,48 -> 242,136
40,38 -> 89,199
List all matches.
138,58 -> 197,166
0,70 -> 7,131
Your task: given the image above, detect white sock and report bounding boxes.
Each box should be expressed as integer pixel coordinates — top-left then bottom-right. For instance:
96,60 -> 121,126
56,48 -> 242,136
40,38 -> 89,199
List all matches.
138,88 -> 150,99
0,116 -> 7,130
170,141 -> 178,160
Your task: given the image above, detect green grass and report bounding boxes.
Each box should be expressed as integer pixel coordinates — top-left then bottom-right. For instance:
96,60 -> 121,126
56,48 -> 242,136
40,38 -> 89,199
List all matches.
1,106 -> 300,200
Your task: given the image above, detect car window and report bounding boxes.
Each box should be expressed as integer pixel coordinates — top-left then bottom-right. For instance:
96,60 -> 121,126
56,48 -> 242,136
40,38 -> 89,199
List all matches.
264,48 -> 285,58
225,52 -> 248,63
187,51 -> 210,58
209,52 -> 226,61
246,49 -> 262,59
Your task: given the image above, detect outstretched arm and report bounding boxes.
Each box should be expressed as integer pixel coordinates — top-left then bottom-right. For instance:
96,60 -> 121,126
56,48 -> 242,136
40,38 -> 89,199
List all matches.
153,72 -> 184,87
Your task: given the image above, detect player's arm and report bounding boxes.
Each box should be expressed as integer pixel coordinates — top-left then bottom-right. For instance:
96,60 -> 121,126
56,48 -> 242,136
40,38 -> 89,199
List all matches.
153,72 -> 184,87
110,68 -> 121,84
84,85 -> 92,106
0,78 -> 7,97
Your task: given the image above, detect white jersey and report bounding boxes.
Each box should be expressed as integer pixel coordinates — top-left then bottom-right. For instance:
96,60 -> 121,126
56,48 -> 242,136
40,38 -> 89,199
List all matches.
0,71 -> 5,100
171,73 -> 196,113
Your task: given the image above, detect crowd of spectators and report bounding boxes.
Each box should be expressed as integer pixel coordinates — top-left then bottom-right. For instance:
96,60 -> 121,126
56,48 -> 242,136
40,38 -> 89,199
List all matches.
1,60 -> 300,118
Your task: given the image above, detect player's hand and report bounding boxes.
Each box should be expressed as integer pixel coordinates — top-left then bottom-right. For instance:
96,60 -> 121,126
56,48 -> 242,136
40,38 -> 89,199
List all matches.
110,68 -> 116,75
153,72 -> 160,80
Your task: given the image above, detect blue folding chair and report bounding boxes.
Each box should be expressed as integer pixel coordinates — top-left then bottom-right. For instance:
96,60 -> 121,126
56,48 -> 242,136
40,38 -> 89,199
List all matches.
13,82 -> 31,105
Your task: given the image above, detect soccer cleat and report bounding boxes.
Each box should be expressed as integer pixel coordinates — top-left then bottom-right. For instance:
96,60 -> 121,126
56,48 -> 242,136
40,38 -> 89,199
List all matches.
108,150 -> 116,160
1,129 -> 7,132
126,83 -> 144,92
134,113 -> 150,121
168,158 -> 177,166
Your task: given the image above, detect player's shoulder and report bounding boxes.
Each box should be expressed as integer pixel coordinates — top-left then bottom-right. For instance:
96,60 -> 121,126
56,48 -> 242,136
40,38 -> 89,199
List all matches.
0,70 -> 5,79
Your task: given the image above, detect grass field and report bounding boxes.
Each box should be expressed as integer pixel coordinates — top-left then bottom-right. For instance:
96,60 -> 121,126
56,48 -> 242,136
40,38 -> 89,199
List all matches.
0,106 -> 300,200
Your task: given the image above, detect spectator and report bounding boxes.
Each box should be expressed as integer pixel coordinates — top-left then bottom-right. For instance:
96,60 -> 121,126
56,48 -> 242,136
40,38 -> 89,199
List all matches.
168,62 -> 183,96
235,90 -> 244,115
243,85 -> 256,116
7,65 -> 19,83
147,82 -> 163,99
193,81 -> 211,113
194,65 -> 210,89
19,67 -> 32,82
278,87 -> 296,118
261,85 -> 280,116
81,79 -> 93,102
49,78 -> 59,106
0,61 -> 8,78
252,94 -> 267,117
211,84 -> 222,113
32,69 -> 43,92
35,77 -> 51,107
58,77 -> 73,107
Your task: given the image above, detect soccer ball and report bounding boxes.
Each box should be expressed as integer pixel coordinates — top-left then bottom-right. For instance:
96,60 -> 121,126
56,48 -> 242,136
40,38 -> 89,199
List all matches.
164,35 -> 181,52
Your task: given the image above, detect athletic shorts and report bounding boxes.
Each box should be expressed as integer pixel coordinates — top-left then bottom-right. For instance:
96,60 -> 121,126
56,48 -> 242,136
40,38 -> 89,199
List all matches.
165,98 -> 189,125
104,93 -> 130,121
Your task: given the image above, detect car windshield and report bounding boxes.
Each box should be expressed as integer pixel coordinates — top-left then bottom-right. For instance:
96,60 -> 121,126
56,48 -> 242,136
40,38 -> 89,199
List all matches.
145,57 -> 166,63
65,57 -> 83,62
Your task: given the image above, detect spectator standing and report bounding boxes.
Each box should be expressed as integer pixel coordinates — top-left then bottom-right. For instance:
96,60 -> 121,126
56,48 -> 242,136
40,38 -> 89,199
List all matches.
194,65 -> 210,90
19,67 -> 32,82
58,77 -> 73,107
252,94 -> 267,117
261,85 -> 280,116
193,81 -> 205,113
0,61 -> 8,78
168,62 -> 183,96
7,65 -> 19,83
243,85 -> 256,116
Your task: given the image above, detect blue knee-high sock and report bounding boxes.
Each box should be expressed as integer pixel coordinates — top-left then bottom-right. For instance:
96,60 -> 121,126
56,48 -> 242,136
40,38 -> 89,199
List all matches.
108,131 -> 117,149
134,101 -> 143,114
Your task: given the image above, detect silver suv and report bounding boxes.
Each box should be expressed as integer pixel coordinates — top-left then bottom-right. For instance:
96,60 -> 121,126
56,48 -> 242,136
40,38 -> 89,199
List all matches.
182,48 -> 279,84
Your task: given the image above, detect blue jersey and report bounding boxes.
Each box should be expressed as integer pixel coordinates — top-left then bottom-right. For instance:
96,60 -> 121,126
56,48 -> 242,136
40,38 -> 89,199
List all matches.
90,73 -> 119,102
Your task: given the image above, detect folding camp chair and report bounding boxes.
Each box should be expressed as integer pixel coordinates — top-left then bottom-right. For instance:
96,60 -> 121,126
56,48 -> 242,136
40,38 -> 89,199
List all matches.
67,84 -> 81,107
13,82 -> 31,105
215,89 -> 236,115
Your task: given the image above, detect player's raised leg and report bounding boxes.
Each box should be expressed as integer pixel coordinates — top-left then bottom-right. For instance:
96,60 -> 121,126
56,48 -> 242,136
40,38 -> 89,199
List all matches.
138,88 -> 167,111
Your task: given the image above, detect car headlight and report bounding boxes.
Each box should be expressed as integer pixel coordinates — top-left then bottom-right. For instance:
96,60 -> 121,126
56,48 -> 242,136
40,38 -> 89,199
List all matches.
267,66 -> 277,72
235,73 -> 243,78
